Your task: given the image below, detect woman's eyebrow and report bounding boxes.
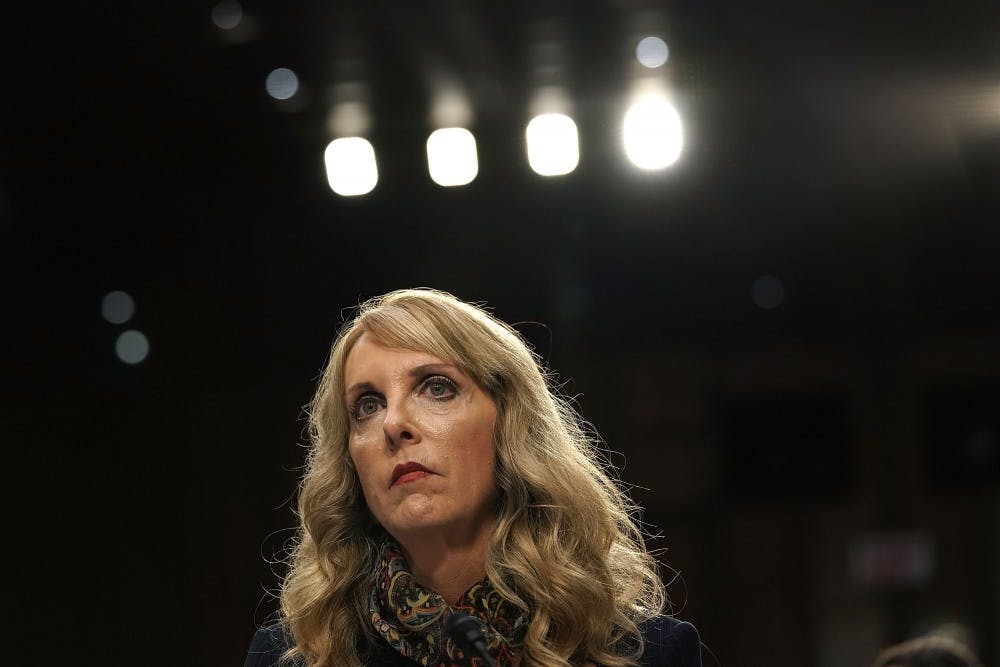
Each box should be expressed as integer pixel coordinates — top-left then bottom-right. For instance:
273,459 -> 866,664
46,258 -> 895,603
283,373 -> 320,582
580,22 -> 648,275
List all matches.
344,381 -> 376,398
407,363 -> 459,378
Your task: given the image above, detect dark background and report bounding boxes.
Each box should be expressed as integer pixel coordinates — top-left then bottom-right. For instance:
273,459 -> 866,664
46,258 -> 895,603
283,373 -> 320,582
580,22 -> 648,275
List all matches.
4,1 -> 998,665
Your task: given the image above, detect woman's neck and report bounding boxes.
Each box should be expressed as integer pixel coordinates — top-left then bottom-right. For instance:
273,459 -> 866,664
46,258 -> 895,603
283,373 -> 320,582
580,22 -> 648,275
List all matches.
394,519 -> 494,605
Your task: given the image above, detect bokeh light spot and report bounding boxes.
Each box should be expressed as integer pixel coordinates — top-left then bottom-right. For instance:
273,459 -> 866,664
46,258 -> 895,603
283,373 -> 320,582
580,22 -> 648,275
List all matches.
324,138 -> 378,196
636,36 -> 669,68
752,276 -> 785,309
265,68 -> 299,100
211,1 -> 243,30
526,113 -> 579,177
101,290 -> 136,324
623,95 -> 683,169
427,128 -> 479,187
115,330 -> 150,365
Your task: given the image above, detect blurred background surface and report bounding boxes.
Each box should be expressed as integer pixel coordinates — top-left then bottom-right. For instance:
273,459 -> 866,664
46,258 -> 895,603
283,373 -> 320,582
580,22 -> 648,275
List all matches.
3,1 -> 998,665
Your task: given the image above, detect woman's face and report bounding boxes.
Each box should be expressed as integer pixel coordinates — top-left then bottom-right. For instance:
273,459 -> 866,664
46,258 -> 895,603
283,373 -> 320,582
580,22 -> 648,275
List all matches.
344,332 -> 498,544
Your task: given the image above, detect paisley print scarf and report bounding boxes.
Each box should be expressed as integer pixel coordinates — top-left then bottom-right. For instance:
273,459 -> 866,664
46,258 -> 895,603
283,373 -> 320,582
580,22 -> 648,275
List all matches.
369,539 -> 528,666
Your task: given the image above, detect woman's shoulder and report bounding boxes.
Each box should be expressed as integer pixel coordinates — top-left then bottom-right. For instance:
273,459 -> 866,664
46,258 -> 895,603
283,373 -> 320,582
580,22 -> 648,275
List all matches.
243,625 -> 417,667
244,624 -> 294,667
639,615 -> 702,667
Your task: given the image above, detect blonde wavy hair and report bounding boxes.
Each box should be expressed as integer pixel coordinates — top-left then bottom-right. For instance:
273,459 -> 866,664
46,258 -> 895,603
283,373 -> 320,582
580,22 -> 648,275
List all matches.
280,288 -> 665,666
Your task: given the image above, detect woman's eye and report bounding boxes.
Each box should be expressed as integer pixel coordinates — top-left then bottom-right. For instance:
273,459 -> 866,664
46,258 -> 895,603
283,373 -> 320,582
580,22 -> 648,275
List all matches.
423,376 -> 456,399
355,396 -> 381,419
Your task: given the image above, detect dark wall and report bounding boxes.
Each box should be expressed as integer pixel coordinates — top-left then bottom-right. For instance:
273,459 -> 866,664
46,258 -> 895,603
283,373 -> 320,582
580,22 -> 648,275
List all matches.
5,1 -> 998,665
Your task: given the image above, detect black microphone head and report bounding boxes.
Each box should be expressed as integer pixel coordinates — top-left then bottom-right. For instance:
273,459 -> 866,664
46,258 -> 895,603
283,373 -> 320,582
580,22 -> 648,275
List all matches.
444,612 -> 486,652
445,613 -> 497,666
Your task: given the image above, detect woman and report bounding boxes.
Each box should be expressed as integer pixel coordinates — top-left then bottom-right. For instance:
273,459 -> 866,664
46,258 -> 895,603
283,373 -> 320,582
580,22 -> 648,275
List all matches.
245,289 -> 701,666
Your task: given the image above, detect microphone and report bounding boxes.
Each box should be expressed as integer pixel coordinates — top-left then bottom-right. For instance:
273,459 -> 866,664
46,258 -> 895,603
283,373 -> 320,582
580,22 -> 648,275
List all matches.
444,613 -> 498,667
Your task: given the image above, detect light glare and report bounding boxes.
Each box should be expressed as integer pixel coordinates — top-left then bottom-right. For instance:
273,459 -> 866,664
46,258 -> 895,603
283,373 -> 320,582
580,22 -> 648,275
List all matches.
426,128 -> 478,187
623,96 -> 683,169
526,114 -> 579,177
324,138 -> 378,196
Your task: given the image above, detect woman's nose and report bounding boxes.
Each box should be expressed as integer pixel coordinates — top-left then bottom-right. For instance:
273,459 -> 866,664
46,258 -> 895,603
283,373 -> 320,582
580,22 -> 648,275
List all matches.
382,399 -> 420,449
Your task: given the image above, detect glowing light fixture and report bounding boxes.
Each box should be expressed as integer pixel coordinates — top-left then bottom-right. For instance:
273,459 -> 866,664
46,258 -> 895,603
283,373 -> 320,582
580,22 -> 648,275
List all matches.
526,113 -> 579,176
623,94 -> 683,169
324,138 -> 378,196
426,128 -> 478,187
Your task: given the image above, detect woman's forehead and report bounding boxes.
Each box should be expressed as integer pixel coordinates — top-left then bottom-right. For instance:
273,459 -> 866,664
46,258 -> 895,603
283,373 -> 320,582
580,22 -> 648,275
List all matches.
343,333 -> 456,383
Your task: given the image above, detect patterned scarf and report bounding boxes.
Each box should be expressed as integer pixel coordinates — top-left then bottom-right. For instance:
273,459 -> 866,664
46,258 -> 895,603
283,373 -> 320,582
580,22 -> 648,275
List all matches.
369,539 -> 528,666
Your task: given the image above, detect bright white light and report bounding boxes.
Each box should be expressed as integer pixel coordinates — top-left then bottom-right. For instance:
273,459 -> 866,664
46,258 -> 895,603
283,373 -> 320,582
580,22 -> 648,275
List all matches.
211,1 -> 243,30
115,330 -> 149,365
324,138 -> 378,196
265,68 -> 299,100
526,114 -> 579,177
426,128 -> 478,187
636,36 -> 669,68
623,95 -> 683,169
101,290 -> 135,324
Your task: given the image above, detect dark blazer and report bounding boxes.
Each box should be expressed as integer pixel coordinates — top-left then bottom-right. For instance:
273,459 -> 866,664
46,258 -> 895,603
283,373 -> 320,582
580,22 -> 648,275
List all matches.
244,615 -> 702,667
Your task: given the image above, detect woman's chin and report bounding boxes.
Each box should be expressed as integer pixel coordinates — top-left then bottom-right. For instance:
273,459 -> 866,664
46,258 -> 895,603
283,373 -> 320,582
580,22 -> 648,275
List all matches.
384,496 -> 448,534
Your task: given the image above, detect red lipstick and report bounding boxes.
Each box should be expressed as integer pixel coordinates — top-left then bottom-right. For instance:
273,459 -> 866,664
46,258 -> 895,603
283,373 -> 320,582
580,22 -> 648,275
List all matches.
391,461 -> 432,487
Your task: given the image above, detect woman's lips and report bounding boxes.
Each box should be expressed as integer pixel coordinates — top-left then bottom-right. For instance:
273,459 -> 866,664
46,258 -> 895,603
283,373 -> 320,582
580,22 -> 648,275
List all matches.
391,462 -> 432,487
394,470 -> 430,486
